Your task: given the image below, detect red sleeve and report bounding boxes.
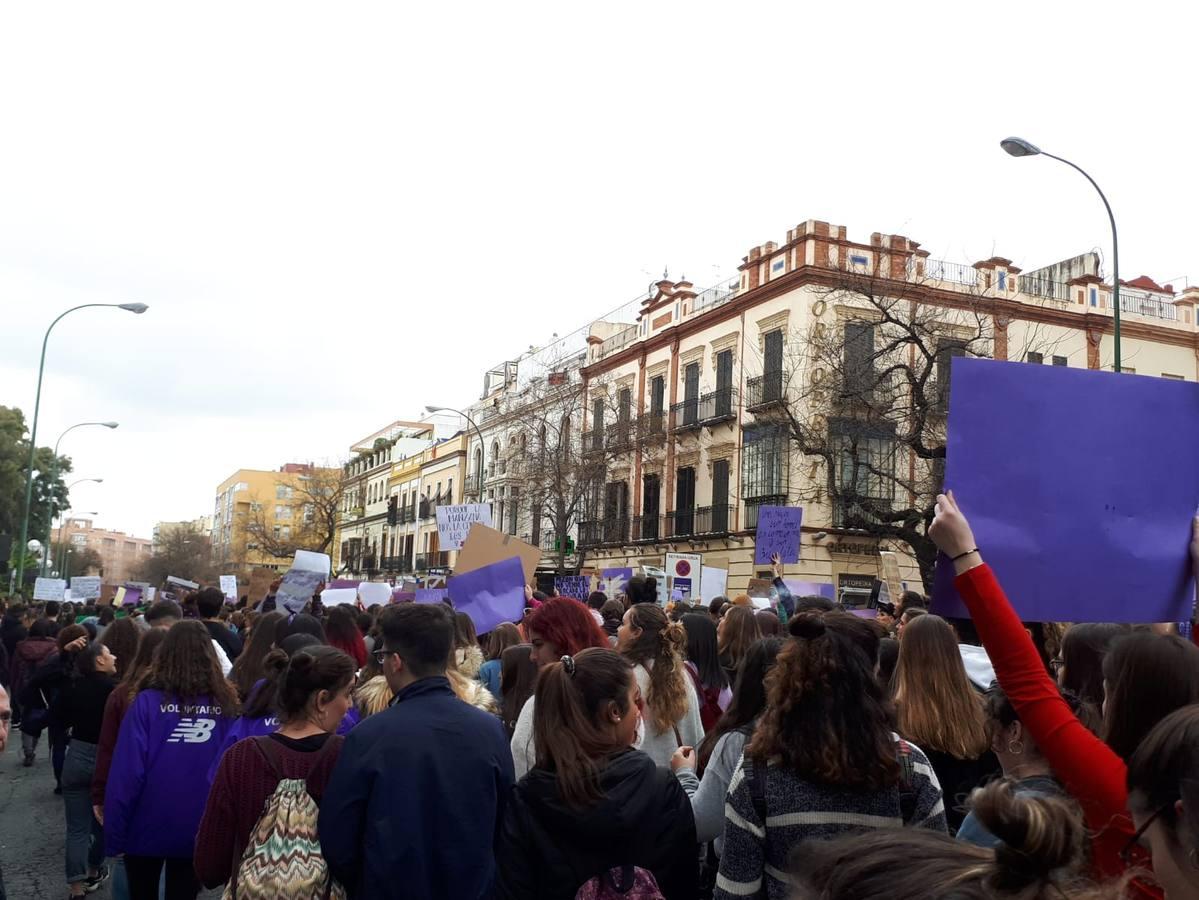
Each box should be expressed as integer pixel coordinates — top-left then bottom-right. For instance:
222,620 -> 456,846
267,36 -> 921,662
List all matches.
91,689 -> 128,807
194,745 -> 243,888
955,565 -> 1129,831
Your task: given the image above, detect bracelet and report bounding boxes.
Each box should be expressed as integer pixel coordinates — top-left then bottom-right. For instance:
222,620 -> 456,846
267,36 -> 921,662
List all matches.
951,548 -> 979,562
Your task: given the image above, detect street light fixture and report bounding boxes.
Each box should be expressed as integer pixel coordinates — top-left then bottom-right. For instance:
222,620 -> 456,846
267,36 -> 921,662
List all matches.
13,303 -> 148,592
44,475 -> 105,576
56,511 -> 99,576
1000,136 -> 1121,370
425,405 -> 487,494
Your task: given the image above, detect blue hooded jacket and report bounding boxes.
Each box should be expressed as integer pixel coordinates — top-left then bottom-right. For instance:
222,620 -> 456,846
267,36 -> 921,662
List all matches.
318,676 -> 513,899
104,689 -> 234,858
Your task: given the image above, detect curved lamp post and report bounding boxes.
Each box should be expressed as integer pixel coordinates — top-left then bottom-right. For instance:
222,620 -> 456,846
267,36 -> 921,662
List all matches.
13,303 -> 147,591
43,475 -> 105,576
1000,137 -> 1121,371
425,405 -> 487,495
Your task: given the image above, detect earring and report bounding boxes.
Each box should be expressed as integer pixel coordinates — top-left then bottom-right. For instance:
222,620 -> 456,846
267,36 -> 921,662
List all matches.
1007,740 -> 1024,756
1189,848 -> 1199,870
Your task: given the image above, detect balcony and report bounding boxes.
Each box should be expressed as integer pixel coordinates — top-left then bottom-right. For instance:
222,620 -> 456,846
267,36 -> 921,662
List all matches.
605,420 -> 635,453
664,506 -> 736,538
578,520 -> 604,549
415,551 -> 450,571
670,398 -> 702,433
746,372 -> 786,411
397,505 -> 416,525
744,494 -> 788,530
631,514 -> 662,543
581,428 -> 605,456
697,388 -> 736,425
382,556 -> 414,574
464,472 -> 483,497
578,517 -> 630,548
637,412 -> 667,444
664,508 -> 696,539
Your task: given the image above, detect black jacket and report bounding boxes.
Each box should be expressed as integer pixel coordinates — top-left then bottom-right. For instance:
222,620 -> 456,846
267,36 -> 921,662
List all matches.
1,614 -> 27,661
496,748 -> 698,900
203,620 -> 243,661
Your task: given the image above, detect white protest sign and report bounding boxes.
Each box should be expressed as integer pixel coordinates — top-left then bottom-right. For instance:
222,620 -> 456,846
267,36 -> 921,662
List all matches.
642,565 -> 668,606
219,575 -> 238,602
33,578 -> 67,601
63,589 -> 74,602
699,566 -> 728,604
665,552 -> 703,600
358,582 -> 392,608
277,550 -> 330,613
321,588 -> 359,607
435,504 -> 494,551
69,576 -> 102,600
145,587 -> 157,604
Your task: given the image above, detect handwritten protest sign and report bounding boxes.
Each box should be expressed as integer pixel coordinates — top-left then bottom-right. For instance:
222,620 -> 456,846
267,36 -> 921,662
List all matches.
933,358 -> 1199,623
554,576 -> 591,600
69,576 -> 102,601
219,575 -> 238,602
753,506 -> 803,565
277,550 -> 329,614
597,567 -> 633,598
33,578 -> 66,601
358,582 -> 392,608
436,504 -> 494,551
448,556 -> 526,633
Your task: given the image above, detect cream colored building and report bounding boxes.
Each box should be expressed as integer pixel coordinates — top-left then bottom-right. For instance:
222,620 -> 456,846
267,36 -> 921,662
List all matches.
574,218 -> 1198,601
56,518 -> 153,584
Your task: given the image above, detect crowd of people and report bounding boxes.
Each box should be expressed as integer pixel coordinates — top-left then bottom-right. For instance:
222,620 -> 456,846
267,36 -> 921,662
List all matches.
0,501 -> 1197,899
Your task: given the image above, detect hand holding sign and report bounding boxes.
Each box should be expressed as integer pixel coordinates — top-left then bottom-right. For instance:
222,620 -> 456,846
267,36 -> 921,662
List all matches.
930,491 -> 978,563
754,507 -> 803,565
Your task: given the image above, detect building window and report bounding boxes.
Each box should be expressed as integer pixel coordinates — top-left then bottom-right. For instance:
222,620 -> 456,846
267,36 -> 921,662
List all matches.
1026,352 -> 1043,365
1052,356 -> 1068,367
850,254 -> 869,268
742,425 -> 788,501
650,375 -> 665,416
275,506 -> 291,519
829,418 -> 897,528
1163,373 -> 1185,381
276,485 -> 293,500
935,339 -> 967,405
1089,288 -> 1098,307
273,526 -> 281,538
250,502 -> 263,513
842,322 -> 876,397
998,271 -> 1007,291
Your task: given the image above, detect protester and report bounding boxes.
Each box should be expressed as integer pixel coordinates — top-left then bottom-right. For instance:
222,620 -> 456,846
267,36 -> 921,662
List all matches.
146,599 -> 233,675
586,590 -> 607,626
228,610 -> 286,702
1055,622 -> 1128,720
195,646 -> 354,892
501,644 -> 538,739
453,611 -> 485,678
929,490 -> 1199,894
768,553 -> 795,619
680,612 -> 729,732
326,604 -> 368,669
1,603 -> 27,663
878,636 -> 899,686
599,600 -> 623,644
754,609 -> 782,637
708,596 -> 729,622
893,613 -> 998,832
715,612 -> 947,899
479,622 -> 521,701
617,603 -> 704,769
675,637 -> 784,854
0,684 -> 8,899
319,604 -> 514,900
716,604 -> 760,686
956,683 -> 1087,848
793,781 -> 1112,900
495,648 -> 698,899
195,587 -> 243,660
511,598 -> 610,777
104,620 -> 240,900
52,641 -> 118,897
625,575 -> 658,606
10,617 -> 58,765
99,617 -> 139,681
22,624 -> 88,787
274,612 -> 326,646
897,605 -> 926,638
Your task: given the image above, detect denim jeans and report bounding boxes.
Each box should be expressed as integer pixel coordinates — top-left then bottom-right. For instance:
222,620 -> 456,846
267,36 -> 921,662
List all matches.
62,740 -> 104,884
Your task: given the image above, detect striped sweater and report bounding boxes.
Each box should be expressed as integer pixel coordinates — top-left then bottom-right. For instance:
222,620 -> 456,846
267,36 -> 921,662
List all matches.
714,737 -> 947,899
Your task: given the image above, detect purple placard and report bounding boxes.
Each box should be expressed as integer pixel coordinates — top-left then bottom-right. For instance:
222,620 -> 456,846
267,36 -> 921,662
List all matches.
122,587 -> 142,607
391,590 -> 415,603
933,358 -> 1199,623
327,579 -> 360,589
554,576 -> 590,600
414,588 -> 448,605
849,607 -> 879,619
783,580 -> 836,601
601,567 -> 633,588
447,556 -> 527,633
754,506 -> 804,565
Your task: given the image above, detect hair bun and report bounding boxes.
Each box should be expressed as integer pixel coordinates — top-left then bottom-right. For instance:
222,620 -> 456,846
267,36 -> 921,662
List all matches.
790,613 -> 827,640
288,650 -> 315,675
262,648 -> 288,676
970,782 -> 1083,888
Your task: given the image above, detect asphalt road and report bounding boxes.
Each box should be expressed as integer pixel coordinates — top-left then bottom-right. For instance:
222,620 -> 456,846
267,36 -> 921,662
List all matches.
0,733 -> 220,900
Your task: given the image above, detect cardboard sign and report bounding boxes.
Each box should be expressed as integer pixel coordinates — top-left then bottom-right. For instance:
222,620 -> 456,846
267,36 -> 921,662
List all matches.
699,566 -> 728,604
219,575 -> 239,602
746,578 -> 775,599
448,556 -> 527,633
455,524 -> 541,585
753,506 -> 804,565
554,576 -> 591,600
665,552 -> 702,599
33,578 -> 66,601
435,504 -> 495,551
358,582 -> 392,608
878,551 -> 904,607
69,576 -> 102,601
248,568 -> 276,602
933,358 -> 1199,623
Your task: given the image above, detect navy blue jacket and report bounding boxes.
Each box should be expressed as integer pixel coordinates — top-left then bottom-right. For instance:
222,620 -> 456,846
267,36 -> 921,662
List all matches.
319,676 -> 514,900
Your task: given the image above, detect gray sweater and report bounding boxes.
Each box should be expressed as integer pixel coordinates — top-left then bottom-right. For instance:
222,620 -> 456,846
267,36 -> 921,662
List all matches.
713,737 -> 947,900
673,728 -> 748,855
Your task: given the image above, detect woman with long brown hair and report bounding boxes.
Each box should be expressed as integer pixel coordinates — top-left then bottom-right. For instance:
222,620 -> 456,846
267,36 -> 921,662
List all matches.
104,622 -> 240,900
99,617 -> 140,681
500,643 -> 537,739
479,622 -> 521,701
495,649 -> 697,899
717,605 -> 760,686
892,613 -> 997,833
228,610 -> 286,702
715,612 -> 946,900
617,603 -> 703,769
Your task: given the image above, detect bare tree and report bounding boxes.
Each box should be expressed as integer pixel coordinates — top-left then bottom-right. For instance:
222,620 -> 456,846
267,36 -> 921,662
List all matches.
774,265 -> 1066,589
243,465 -> 352,561
135,523 -> 217,586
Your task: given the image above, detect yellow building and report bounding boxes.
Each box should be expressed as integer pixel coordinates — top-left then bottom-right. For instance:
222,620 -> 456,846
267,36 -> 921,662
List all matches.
212,463 -> 339,577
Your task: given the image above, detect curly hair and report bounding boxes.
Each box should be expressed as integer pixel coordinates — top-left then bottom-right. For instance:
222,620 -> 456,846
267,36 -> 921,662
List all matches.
621,603 -> 688,736
138,620 -> 239,715
749,611 -> 898,791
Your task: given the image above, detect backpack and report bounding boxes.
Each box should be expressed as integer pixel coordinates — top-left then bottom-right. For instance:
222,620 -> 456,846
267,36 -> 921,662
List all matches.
223,737 -> 346,900
685,664 -> 724,732
746,737 -> 918,826
575,865 -> 665,900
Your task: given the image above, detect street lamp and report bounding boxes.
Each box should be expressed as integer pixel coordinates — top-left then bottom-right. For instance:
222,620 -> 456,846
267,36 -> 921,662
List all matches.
425,405 -> 487,495
43,476 -> 104,576
56,510 -> 99,577
1000,137 -> 1121,371
13,303 -> 148,592
41,421 -> 118,575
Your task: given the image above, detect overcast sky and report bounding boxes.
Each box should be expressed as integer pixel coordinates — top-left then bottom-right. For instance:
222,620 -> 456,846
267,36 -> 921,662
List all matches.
2,2 -> 1192,539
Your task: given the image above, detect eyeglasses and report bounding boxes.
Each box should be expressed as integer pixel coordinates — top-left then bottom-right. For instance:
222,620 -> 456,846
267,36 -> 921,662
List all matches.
373,648 -> 397,666
1121,801 -> 1174,863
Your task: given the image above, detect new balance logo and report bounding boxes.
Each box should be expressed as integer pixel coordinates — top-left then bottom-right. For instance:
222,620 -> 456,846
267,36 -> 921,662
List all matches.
166,718 -> 217,744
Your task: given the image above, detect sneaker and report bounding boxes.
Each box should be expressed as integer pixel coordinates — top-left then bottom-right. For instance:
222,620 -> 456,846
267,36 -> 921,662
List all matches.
22,753 -> 34,767
83,866 -> 109,894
